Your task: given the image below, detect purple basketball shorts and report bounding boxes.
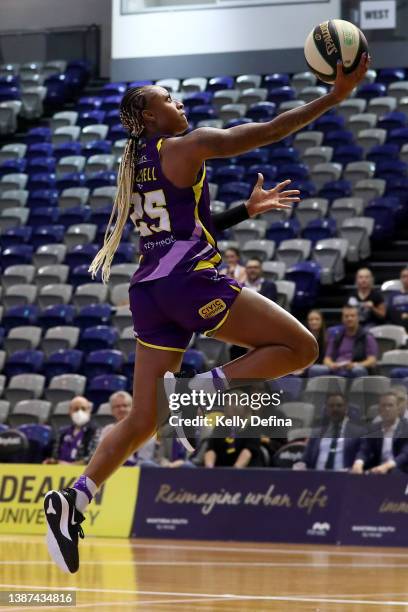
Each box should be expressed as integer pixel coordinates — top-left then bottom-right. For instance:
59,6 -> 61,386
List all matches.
128,267 -> 242,352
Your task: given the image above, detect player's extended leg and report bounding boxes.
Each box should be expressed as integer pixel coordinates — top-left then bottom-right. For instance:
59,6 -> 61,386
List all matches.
44,342 -> 183,574
213,287 -> 318,379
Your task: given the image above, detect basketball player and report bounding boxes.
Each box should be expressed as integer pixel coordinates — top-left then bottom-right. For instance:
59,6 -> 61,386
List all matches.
44,54 -> 370,573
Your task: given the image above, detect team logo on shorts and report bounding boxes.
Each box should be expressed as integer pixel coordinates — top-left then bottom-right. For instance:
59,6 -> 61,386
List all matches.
198,298 -> 227,319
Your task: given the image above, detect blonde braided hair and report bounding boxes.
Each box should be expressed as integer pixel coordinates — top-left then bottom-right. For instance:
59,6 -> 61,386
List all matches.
88,86 -> 150,283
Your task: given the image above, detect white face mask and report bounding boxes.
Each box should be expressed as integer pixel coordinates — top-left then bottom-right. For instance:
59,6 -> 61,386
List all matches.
71,409 -> 90,427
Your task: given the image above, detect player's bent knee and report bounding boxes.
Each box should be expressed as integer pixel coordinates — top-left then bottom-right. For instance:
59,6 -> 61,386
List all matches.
297,332 -> 319,369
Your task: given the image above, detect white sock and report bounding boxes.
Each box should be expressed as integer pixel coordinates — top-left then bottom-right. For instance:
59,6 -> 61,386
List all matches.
73,476 -> 98,513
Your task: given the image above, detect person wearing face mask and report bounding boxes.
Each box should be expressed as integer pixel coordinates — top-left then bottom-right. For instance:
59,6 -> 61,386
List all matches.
43,396 -> 97,465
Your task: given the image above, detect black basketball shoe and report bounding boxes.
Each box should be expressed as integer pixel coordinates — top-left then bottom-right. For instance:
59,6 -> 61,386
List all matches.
44,488 -> 85,574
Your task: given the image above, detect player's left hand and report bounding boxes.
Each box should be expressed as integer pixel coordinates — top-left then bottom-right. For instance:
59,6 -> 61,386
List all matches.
246,174 -> 300,218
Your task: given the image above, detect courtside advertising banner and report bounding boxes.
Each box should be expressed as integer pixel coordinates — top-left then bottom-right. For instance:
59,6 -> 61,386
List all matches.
132,467 -> 345,544
0,464 -> 140,537
339,471 -> 408,546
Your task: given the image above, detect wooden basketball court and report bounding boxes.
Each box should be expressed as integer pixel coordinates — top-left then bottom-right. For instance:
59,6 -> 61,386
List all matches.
0,535 -> 408,610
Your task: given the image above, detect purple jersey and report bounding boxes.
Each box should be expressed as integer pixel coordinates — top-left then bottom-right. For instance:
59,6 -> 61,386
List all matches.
130,135 -> 221,284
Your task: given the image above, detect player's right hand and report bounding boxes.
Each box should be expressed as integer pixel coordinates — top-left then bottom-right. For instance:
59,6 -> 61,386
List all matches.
331,52 -> 371,103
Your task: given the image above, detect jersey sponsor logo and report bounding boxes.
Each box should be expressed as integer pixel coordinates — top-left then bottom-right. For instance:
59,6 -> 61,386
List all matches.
198,298 -> 226,319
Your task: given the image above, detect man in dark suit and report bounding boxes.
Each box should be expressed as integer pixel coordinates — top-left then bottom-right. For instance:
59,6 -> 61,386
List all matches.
244,258 -> 277,301
293,393 -> 363,471
351,392 -> 408,474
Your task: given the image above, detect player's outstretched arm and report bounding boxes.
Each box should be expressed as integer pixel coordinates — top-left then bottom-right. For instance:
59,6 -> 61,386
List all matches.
183,53 -> 370,161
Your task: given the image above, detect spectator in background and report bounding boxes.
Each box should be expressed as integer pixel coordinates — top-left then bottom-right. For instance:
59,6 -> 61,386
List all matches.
389,266 -> 408,331
204,399 -> 262,468
309,305 -> 378,378
244,258 -> 277,301
219,247 -> 247,284
306,309 -> 327,364
347,267 -> 386,328
43,396 -> 97,465
97,391 -> 157,466
351,392 -> 408,474
373,385 -> 408,423
293,393 -> 363,471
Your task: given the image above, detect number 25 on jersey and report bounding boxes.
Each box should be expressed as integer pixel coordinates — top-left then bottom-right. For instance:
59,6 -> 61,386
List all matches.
130,189 -> 171,236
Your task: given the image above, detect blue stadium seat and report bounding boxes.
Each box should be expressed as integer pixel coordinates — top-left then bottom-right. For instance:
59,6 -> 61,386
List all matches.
80,326 -> 119,352
267,86 -> 295,105
44,74 -> 68,106
27,143 -> 54,159
0,159 -> 27,176
122,352 -> 135,380
58,206 -> 91,228
286,261 -> 321,310
266,220 -> 300,245
89,205 -> 113,228
314,115 -> 345,133
324,130 -> 354,147
28,189 -> 59,209
3,305 -> 39,330
26,157 -> 57,174
0,227 -> 32,248
77,111 -> 106,128
82,140 -> 112,157
101,82 -> 127,97
38,305 -> 75,329
182,92 -> 213,108
267,375 -> 303,401
129,80 -> 153,88
45,349 -> 84,378
114,242 -> 136,264
70,264 -> 98,286
235,148 -> 269,167
378,111 -> 407,132
27,173 -> 56,191
25,127 -> 52,145
32,225 -> 65,248
302,218 -> 337,244
101,95 -> 123,112
4,350 -> 45,377
75,304 -> 112,329
182,348 -> 206,373
357,83 -> 387,100
224,118 -> 253,128
54,142 -> 82,160
319,179 -> 352,202
376,68 -> 405,85
0,87 -> 20,102
364,201 -> 396,240
18,424 -> 52,463
375,160 -> 407,181
245,164 -> 277,184
29,206 -> 59,227
217,181 -> 252,204
189,105 -> 217,124
207,76 -> 234,92
247,101 -> 276,122
264,73 -> 290,88
366,143 -> 400,164
332,144 -> 363,165
214,165 -> 245,184
387,128 -> 408,147
104,110 -> 120,126
288,179 -> 316,198
65,243 -> 98,268
269,146 -> 299,165
85,170 -> 116,190
56,172 -> 86,191
385,177 -> 408,204
85,349 -> 124,377
2,245 -> 34,267
276,163 -> 309,182
108,124 -> 127,141
87,373 -> 127,406
0,75 -> 19,87
65,60 -> 91,95
76,96 -> 102,113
